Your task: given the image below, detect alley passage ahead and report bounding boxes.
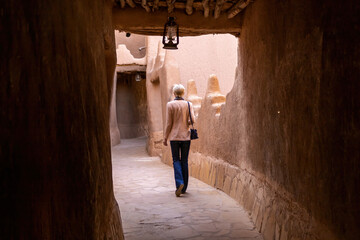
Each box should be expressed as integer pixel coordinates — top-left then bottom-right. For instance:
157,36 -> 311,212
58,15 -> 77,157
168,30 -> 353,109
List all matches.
112,137 -> 263,240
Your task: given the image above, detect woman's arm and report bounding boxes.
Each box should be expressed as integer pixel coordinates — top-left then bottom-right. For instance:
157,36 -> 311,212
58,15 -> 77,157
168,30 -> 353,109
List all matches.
163,103 -> 173,145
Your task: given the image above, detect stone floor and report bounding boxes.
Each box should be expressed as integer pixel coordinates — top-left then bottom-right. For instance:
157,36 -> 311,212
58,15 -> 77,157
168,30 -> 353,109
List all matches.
112,137 -> 263,240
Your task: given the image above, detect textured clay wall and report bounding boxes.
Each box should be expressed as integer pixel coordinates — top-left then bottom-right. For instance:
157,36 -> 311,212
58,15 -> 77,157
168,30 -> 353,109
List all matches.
116,74 -> 148,139
147,35 -> 237,97
145,38 -> 164,156
146,35 -> 237,155
0,0 -> 123,239
175,34 -> 237,97
115,31 -> 146,59
115,31 -> 146,58
237,0 -> 360,238
110,71 -> 121,146
188,0 -> 359,239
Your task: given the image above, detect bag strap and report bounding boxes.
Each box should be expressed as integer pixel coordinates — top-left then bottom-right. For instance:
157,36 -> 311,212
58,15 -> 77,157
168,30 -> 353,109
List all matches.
187,101 -> 194,129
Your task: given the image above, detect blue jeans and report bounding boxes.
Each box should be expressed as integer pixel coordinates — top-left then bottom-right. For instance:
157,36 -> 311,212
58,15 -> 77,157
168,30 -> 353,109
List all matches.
170,140 -> 191,193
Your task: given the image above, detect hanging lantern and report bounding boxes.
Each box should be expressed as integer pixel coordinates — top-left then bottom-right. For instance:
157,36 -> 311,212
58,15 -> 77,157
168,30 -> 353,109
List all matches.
162,17 -> 179,50
135,73 -> 141,82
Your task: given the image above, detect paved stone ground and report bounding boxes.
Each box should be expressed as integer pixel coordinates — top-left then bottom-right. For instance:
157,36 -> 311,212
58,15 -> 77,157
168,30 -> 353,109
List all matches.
112,137 -> 263,240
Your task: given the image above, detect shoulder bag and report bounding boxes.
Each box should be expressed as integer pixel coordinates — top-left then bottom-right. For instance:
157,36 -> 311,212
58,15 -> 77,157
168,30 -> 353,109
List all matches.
187,101 -> 199,140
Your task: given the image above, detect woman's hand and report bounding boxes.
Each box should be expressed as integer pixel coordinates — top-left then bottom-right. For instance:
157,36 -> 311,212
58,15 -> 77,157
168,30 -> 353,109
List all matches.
163,139 -> 168,146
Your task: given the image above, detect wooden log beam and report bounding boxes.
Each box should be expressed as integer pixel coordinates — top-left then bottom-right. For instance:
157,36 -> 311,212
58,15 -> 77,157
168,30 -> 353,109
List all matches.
214,0 -> 225,19
113,7 -> 242,36
146,2 -> 234,11
167,0 -> 175,13
153,0 -> 160,11
227,0 -> 251,19
202,0 -> 210,18
119,0 -> 126,8
142,0 -> 151,12
125,0 -> 136,8
186,0 -> 194,15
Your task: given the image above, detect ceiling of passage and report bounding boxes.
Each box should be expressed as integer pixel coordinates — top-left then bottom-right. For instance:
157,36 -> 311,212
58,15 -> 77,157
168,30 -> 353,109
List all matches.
113,0 -> 254,36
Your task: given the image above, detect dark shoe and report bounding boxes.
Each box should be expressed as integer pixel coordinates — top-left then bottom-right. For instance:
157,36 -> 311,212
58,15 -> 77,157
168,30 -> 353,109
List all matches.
175,184 -> 184,197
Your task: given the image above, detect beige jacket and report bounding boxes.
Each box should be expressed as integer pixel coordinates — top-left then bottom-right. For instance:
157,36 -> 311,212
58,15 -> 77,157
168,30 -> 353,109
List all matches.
164,99 -> 195,141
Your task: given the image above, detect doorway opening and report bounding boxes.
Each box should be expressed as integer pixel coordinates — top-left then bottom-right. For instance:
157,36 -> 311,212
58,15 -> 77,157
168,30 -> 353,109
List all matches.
116,71 -> 148,139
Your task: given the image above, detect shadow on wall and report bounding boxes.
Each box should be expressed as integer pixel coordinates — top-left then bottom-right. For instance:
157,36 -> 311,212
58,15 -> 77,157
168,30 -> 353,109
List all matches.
116,72 -> 148,139
158,0 -> 360,240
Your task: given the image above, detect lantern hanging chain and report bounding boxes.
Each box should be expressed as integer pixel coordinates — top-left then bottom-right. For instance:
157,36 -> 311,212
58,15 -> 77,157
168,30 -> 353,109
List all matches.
168,0 -> 177,18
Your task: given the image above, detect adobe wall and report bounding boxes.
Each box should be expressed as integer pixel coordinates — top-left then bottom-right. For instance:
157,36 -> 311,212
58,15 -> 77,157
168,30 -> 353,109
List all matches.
147,34 -> 237,97
116,74 -> 148,139
110,71 -> 121,146
146,35 -> 237,155
173,34 -> 237,97
0,0 -> 123,239
145,38 -> 165,156
115,31 -> 146,59
109,36 -> 147,146
185,0 -> 360,240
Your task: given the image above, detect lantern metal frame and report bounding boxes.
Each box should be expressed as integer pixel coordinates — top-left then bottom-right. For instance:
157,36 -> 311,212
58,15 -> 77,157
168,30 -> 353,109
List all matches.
162,17 -> 179,50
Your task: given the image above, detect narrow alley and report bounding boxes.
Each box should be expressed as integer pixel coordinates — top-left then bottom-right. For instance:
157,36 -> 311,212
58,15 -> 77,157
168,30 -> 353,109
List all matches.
112,137 -> 263,240
3,0 -> 359,239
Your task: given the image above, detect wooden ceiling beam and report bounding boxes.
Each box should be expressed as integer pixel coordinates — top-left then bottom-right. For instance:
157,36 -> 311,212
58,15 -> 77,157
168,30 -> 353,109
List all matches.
214,0 -> 225,19
119,0 -> 126,8
186,0 -> 194,15
125,0 -> 136,8
202,0 -> 210,18
145,2 -> 234,12
113,0 -> 254,20
153,0 -> 160,11
227,0 -> 251,19
142,0 -> 151,12
166,0 -> 175,13
113,7 -> 242,36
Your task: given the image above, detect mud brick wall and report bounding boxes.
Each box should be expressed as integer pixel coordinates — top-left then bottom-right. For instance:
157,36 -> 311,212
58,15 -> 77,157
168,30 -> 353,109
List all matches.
187,0 -> 360,239
0,0 -> 123,239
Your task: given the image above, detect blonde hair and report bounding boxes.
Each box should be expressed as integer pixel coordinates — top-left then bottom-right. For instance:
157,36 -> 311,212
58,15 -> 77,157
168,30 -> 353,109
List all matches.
173,84 -> 185,97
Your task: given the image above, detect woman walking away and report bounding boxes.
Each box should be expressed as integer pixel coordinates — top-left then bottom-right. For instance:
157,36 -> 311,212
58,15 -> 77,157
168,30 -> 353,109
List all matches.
163,84 -> 195,197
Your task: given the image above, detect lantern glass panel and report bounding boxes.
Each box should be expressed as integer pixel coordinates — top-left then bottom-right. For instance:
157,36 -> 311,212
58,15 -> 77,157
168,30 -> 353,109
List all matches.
166,26 -> 177,43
